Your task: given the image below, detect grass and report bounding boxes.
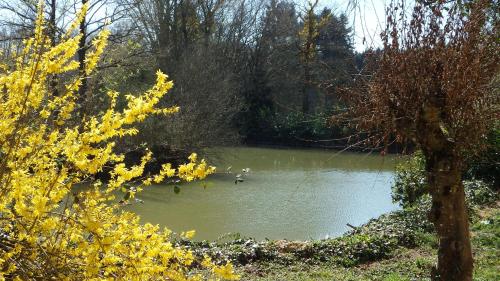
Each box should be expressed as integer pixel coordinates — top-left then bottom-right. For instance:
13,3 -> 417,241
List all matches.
236,204 -> 500,281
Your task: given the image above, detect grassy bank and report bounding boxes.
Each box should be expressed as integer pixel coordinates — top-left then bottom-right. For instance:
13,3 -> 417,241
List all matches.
235,203 -> 499,281
180,183 -> 498,280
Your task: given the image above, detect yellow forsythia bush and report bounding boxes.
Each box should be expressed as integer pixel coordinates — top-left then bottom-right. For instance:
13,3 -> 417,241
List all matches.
0,4 -> 238,281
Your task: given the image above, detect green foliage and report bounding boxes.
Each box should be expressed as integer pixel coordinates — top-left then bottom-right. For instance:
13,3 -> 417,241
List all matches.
465,125 -> 500,188
391,152 -> 427,208
471,210 -> 500,248
464,180 -> 498,206
174,185 -> 181,194
271,112 -> 333,143
392,150 -> 498,208
471,209 -> 500,281
382,273 -> 410,281
326,234 -> 396,266
414,231 -> 439,249
243,111 -> 353,147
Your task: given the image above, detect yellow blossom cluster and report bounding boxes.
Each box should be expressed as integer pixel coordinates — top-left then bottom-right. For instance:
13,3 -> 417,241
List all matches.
202,256 -> 239,281
0,3 -> 237,281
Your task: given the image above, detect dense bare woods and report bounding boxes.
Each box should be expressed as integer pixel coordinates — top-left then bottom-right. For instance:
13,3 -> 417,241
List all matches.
1,0 -> 355,152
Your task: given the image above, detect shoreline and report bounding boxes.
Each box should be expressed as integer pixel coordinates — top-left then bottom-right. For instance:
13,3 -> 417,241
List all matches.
241,141 -> 409,154
177,182 -> 497,276
180,199 -> 433,267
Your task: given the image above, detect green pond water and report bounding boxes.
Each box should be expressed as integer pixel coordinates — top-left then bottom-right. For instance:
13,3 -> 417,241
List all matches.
125,147 -> 400,241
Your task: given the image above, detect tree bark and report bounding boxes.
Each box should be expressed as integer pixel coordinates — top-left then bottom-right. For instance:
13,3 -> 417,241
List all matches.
49,0 -> 59,97
418,102 -> 473,281
425,152 -> 473,281
302,66 -> 312,114
77,0 -> 88,118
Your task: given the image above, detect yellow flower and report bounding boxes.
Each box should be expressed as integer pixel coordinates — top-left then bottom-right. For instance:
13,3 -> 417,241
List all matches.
213,263 -> 240,280
0,3 -> 235,280
188,153 -> 197,162
182,230 -> 196,239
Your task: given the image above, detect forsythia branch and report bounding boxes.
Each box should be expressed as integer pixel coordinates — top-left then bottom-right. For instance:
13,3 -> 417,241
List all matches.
0,2 -> 237,280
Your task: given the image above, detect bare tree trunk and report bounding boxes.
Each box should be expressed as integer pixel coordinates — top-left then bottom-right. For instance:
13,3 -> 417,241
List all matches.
156,0 -> 171,74
77,0 -> 88,118
302,65 -> 312,114
49,0 -> 59,97
180,0 -> 189,49
418,102 -> 473,281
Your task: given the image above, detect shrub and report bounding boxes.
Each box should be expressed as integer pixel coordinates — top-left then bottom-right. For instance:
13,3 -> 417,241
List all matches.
0,5 -> 236,280
465,125 -> 500,189
268,111 -> 353,147
392,151 -> 427,208
464,180 -> 498,206
392,151 -> 497,208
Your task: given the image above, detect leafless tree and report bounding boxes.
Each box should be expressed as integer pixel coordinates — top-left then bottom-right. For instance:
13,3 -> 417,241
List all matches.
340,0 -> 499,280
0,0 -> 129,109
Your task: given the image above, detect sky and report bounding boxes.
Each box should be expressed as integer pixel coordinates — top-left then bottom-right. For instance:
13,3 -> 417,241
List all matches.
0,0 -> 389,52
303,0 -> 389,51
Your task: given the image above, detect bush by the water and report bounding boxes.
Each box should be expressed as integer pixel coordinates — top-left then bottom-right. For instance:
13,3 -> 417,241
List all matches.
244,111 -> 354,148
392,151 -> 498,208
465,125 -> 500,189
392,151 -> 427,208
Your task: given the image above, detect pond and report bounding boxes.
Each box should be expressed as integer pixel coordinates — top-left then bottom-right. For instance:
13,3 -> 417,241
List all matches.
125,147 -> 400,241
